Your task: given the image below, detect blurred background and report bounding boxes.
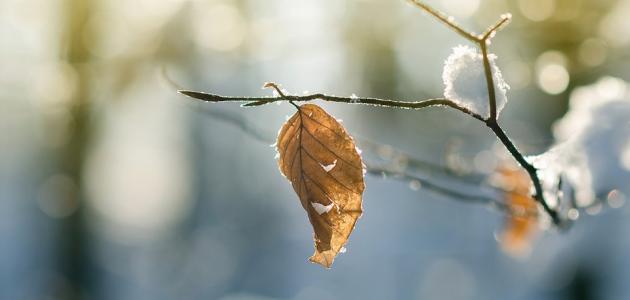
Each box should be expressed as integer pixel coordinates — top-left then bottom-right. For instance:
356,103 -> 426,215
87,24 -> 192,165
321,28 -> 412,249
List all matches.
1,0 -> 630,299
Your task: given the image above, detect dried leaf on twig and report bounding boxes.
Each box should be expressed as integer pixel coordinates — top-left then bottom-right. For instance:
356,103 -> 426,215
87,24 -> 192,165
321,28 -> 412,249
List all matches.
276,104 -> 365,268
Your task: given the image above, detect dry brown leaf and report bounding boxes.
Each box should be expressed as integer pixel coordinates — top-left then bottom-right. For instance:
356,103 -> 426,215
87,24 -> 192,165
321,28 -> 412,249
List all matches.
276,103 -> 365,268
496,165 -> 539,258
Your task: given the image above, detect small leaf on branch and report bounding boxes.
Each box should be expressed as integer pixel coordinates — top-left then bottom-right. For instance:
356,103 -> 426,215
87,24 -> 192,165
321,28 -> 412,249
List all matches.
276,103 -> 365,268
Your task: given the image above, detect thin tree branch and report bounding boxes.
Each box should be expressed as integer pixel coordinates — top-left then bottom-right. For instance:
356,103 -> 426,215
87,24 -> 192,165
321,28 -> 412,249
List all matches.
367,166 -> 538,218
367,166 -> 499,204
408,0 -> 511,44
486,120 -> 560,224
199,108 -> 271,143
407,0 -> 479,42
179,87 -> 485,121
480,42 -> 498,121
481,14 -> 512,41
357,138 -> 488,186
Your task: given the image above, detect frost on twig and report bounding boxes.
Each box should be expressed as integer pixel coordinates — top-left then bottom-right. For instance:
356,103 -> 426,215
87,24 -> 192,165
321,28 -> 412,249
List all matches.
443,45 -> 510,119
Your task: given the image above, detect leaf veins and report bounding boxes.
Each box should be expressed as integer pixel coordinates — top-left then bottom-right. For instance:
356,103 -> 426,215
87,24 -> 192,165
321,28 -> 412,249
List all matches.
276,103 -> 365,268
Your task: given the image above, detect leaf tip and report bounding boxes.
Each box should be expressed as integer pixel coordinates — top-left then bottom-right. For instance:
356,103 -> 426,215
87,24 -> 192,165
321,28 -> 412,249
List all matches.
309,253 -> 334,269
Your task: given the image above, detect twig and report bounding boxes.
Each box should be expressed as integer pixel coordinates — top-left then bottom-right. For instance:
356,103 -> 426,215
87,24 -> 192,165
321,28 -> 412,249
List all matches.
367,166 -> 538,218
407,0 -> 478,43
367,166 -> 499,204
480,42 -> 498,120
198,108 -> 270,143
407,0 -> 511,44
357,138 -> 489,186
477,15 -> 511,121
179,85 -> 485,121
407,2 -> 558,224
481,14 -> 512,41
486,120 -> 560,224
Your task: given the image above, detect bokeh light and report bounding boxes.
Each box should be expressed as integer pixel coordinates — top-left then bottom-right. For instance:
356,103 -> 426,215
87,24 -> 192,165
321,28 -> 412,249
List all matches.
536,51 -> 570,95
517,0 -> 556,22
2,0 -> 630,299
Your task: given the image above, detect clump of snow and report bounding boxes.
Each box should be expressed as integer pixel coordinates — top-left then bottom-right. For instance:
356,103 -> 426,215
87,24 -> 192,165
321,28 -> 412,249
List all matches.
554,77 -> 628,139
528,145 -> 584,209
311,202 -> 334,215
545,77 -> 630,207
442,45 -> 510,118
